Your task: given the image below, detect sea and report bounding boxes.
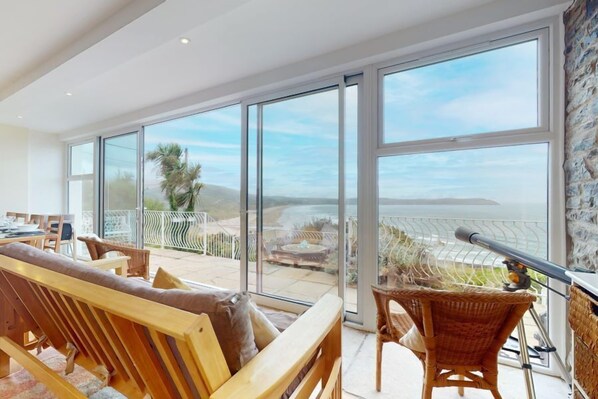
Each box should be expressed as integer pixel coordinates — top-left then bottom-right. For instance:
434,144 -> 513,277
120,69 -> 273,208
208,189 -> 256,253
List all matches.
276,203 -> 549,264
277,203 -> 547,230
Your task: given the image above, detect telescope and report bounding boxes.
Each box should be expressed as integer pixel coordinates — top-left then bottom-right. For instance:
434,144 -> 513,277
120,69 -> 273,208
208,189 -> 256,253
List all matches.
454,226 -> 572,285
455,226 -> 579,398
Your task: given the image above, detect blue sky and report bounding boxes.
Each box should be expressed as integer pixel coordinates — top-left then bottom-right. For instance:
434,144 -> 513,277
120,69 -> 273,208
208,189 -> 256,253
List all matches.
145,88 -> 353,199
384,40 -> 538,142
145,106 -> 241,191
141,39 -> 544,205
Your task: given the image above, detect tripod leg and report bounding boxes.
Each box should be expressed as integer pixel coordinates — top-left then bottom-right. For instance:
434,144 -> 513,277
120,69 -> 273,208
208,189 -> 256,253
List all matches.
528,306 -> 572,385
517,320 -> 536,399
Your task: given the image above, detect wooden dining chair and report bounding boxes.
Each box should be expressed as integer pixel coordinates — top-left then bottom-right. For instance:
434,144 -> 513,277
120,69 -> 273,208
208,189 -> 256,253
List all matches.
61,214 -> 77,260
28,214 -> 47,229
43,215 -> 64,254
372,285 -> 535,399
6,212 -> 29,223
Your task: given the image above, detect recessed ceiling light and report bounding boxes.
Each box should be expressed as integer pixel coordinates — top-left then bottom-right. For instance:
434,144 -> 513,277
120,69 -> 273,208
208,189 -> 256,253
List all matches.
65,92 -> 73,96
17,115 -> 23,119
179,37 -> 191,45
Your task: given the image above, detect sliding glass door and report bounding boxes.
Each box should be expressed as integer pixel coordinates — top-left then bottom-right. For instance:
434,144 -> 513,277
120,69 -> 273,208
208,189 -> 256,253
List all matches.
143,105 -> 241,288
101,132 -> 140,246
245,82 -> 349,307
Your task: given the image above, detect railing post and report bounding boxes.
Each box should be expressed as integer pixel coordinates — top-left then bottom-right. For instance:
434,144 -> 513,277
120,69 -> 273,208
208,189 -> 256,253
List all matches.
160,212 -> 165,249
231,235 -> 235,259
203,212 -> 207,255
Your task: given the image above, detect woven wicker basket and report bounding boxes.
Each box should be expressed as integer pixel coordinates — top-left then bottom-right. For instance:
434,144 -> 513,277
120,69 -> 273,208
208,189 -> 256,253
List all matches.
569,285 -> 598,397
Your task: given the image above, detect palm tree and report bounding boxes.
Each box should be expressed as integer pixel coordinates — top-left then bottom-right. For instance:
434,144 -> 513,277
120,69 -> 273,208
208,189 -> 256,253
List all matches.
177,163 -> 204,212
147,143 -> 204,248
146,143 -> 203,212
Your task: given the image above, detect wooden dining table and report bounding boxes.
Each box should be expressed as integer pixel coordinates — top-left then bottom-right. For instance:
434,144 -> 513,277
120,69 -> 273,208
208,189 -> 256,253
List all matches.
0,232 -> 46,249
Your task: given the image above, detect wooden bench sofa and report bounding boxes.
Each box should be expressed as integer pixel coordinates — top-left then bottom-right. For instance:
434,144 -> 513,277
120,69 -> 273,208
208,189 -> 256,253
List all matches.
0,243 -> 342,398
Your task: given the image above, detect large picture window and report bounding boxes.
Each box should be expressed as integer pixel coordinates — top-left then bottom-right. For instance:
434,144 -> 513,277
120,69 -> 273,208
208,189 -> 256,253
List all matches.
376,28 -> 554,367
381,32 -> 546,144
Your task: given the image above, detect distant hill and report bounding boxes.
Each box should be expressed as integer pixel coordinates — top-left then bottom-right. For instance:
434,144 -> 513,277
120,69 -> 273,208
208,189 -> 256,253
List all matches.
196,185 -> 240,220
144,183 -> 240,220
145,183 -> 499,220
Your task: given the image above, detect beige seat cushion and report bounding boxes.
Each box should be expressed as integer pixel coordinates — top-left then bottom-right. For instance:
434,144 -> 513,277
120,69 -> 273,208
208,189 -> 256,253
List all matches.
248,301 -> 281,350
399,324 -> 425,353
0,243 -> 257,373
153,267 -> 281,350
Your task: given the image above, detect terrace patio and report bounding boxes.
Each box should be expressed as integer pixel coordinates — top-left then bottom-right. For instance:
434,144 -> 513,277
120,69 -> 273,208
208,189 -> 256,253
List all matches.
149,247 -> 357,308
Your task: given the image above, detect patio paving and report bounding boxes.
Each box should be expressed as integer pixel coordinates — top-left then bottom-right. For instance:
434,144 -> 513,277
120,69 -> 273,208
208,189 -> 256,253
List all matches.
149,247 -> 358,310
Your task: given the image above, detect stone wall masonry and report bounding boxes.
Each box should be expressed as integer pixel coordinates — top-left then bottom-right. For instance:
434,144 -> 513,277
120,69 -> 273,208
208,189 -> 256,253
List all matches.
564,0 -> 598,271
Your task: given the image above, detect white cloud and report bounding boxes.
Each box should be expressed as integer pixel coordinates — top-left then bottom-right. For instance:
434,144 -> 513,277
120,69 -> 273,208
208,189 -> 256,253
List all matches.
438,86 -> 537,130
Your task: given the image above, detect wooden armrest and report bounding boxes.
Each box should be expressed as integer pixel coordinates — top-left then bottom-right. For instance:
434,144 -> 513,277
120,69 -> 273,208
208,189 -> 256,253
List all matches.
210,294 -> 343,399
86,256 -> 130,273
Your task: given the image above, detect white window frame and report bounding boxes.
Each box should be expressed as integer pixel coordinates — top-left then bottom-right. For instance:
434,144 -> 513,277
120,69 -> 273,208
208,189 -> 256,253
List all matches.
361,22 -> 566,377
66,139 -> 98,240
377,27 -> 550,153
240,76 -> 349,315
60,14 -> 567,378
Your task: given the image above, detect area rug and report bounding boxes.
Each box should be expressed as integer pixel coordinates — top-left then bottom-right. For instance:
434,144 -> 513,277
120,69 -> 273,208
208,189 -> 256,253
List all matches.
0,348 -> 123,398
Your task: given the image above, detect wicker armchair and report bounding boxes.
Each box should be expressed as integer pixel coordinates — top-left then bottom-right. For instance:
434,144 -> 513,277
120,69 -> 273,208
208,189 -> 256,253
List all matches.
78,236 -> 150,279
372,285 -> 535,399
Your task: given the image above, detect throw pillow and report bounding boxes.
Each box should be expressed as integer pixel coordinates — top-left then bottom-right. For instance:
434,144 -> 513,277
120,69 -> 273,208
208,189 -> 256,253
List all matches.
152,266 -> 280,350
152,267 -> 192,290
249,301 -> 281,350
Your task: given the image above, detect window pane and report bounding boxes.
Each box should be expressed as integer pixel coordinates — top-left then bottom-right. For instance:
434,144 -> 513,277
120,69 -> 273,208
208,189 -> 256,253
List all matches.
250,88 -> 340,304
383,40 -> 538,143
69,179 -> 94,257
143,105 -> 241,290
377,143 -> 548,291
377,143 -> 549,365
70,142 -> 94,175
103,133 -> 138,245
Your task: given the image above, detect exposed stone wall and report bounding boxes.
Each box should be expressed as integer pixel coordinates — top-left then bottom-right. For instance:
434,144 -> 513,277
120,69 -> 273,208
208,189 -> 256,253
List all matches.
564,0 -> 598,271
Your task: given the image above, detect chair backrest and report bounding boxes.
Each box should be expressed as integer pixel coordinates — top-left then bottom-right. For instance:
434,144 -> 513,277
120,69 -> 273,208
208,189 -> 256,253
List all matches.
28,214 -> 47,229
6,212 -> 29,223
372,285 -> 535,367
44,215 -> 64,252
60,214 -> 76,240
60,223 -> 73,240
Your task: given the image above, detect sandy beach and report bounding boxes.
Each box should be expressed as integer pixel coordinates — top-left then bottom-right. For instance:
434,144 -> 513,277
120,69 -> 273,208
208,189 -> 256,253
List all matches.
206,205 -> 288,235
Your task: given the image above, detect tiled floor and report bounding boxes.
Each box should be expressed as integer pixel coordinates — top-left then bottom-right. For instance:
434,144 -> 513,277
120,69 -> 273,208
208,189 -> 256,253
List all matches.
341,327 -> 570,399
5,326 -> 570,398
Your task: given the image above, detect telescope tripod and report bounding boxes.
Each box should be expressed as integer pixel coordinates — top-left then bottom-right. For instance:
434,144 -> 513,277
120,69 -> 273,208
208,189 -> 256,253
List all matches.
502,260 -> 571,399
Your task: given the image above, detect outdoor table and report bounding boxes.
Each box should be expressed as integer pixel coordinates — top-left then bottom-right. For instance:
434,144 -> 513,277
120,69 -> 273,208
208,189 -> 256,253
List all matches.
270,242 -> 330,269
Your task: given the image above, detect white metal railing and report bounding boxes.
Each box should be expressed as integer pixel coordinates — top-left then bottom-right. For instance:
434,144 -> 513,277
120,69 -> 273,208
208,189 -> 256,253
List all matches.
82,211 -> 547,293
144,210 -> 238,258
378,216 -> 547,295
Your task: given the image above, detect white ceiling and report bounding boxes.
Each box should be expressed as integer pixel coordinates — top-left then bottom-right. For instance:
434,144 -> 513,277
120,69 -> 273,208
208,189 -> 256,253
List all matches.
0,0 -> 561,135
